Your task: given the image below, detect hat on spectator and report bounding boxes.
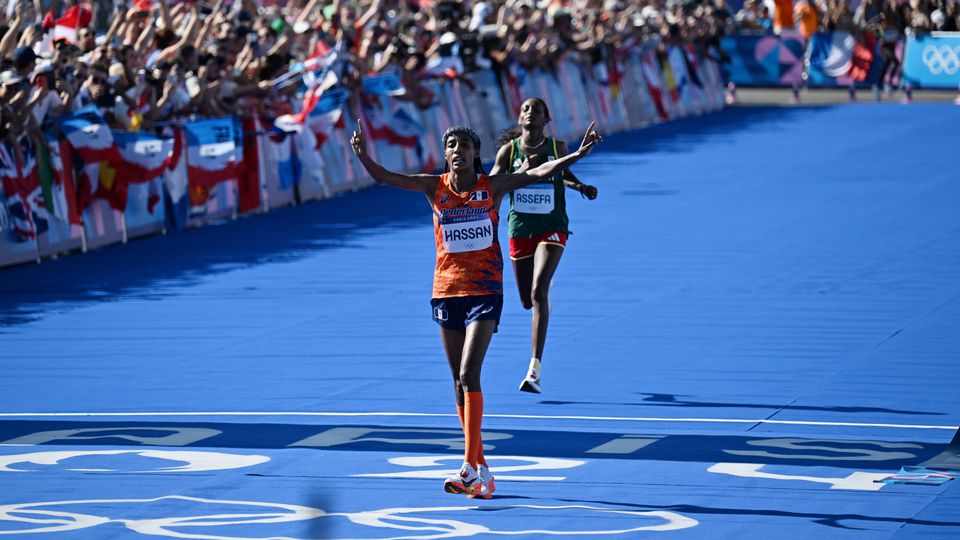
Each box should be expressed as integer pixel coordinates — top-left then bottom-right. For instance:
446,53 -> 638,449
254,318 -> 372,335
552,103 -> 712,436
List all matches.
33,60 -> 54,75
0,70 -> 23,86
931,9 -> 945,27
108,62 -> 126,84
293,20 -> 312,34
469,2 -> 493,30
439,32 -> 458,46
12,46 -> 38,70
133,0 -> 155,13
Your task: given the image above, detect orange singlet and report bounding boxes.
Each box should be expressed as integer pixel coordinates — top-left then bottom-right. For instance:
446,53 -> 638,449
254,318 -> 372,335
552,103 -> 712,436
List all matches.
432,173 -> 503,298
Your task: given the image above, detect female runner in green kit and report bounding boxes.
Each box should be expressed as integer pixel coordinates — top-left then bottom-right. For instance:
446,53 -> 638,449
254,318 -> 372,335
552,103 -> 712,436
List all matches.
491,98 -> 599,394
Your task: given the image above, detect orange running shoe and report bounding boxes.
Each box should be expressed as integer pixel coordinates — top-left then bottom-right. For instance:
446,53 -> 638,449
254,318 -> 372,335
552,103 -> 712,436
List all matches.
468,464 -> 495,499
443,462 -> 481,495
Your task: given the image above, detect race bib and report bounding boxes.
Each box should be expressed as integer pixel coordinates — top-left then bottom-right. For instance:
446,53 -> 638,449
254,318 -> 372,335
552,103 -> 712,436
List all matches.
514,183 -> 554,214
441,216 -> 494,253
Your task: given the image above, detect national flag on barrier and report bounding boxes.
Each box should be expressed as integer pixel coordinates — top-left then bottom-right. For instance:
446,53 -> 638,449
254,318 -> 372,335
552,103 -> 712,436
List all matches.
57,106 -> 122,165
163,128 -> 190,230
41,131 -> 82,226
115,131 -> 177,183
309,108 -> 345,149
362,99 -> 424,148
237,117 -> 262,213
185,117 -> 239,188
104,131 -> 175,212
641,52 -> 669,121
57,106 -> 123,213
362,72 -> 406,97
252,115 -> 297,210
599,57 -> 624,99
660,53 -> 680,104
266,127 -> 297,192
0,138 -> 48,241
683,45 -> 704,89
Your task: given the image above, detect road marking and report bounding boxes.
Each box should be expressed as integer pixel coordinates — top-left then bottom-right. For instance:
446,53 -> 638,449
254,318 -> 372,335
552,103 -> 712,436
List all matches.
0,411 -> 954,430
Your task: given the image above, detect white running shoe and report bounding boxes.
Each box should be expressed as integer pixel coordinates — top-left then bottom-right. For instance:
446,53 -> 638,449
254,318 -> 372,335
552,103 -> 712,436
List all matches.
519,368 -> 541,394
443,462 -> 482,495
468,464 -> 495,499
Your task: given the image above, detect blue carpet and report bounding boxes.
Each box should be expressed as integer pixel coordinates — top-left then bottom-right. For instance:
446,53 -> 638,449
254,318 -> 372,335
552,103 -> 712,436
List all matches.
1,104 -> 958,538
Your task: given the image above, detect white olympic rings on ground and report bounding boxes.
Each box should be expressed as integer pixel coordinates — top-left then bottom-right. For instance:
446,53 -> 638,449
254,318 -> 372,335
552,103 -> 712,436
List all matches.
0,496 -> 698,538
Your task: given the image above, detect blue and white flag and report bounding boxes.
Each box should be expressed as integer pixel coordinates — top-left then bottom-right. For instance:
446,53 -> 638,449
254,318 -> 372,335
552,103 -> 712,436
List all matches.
362,73 -> 406,96
56,105 -> 121,164
186,118 -> 238,186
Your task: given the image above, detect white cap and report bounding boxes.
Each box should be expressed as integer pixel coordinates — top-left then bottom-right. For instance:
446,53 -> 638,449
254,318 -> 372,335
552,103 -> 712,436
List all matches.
293,20 -> 311,34
469,2 -> 493,31
641,6 -> 660,20
33,60 -> 54,74
439,32 -> 458,45
0,70 -> 23,86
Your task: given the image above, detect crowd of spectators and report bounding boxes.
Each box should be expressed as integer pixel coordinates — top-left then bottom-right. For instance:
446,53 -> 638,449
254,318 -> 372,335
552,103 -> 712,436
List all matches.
735,0 -> 959,37
0,0 -> 738,143
0,0 -> 957,147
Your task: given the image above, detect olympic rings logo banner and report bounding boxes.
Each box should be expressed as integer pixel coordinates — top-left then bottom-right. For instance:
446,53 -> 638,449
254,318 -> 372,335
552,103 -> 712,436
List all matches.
902,32 -> 960,88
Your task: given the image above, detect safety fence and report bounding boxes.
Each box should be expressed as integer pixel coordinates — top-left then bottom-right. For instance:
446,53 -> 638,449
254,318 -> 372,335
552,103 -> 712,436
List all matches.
0,45 -> 725,269
721,30 -> 960,90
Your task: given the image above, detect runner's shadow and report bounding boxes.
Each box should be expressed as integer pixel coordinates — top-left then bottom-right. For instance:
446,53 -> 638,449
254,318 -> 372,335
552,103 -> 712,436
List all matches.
0,186 -> 428,327
537,392 -> 945,416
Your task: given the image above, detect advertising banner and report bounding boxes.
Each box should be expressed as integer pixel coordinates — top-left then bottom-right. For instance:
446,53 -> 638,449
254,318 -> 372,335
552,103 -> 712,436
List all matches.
902,32 -> 960,89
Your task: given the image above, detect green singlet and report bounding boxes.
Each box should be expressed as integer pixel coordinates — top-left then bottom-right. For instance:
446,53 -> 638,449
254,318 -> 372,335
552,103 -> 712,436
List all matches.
507,137 -> 570,239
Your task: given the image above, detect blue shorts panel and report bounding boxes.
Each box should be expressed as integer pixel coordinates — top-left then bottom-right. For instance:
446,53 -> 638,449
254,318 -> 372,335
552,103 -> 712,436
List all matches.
430,295 -> 503,332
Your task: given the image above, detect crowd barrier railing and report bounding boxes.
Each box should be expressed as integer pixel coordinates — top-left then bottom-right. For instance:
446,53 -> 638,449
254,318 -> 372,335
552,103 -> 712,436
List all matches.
0,46 -> 725,269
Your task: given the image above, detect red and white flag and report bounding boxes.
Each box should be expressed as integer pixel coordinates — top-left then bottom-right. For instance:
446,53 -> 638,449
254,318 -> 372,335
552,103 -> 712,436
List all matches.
57,106 -> 122,165
52,5 -> 93,45
185,118 -> 239,188
641,52 -> 669,121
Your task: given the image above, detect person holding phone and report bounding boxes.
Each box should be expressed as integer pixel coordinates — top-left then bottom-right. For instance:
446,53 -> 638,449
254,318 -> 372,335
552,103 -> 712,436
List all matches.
491,98 -> 598,394
350,119 -> 602,497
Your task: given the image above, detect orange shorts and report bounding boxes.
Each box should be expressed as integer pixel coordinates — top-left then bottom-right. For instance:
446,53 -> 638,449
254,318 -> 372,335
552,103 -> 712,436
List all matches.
508,231 -> 568,260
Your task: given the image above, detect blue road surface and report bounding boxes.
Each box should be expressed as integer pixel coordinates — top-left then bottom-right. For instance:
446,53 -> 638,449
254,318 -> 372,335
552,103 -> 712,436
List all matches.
1,103 -> 959,539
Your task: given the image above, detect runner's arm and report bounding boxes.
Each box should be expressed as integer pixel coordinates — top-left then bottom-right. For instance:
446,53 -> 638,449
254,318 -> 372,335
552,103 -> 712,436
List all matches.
488,142 -> 511,175
350,121 -> 438,194
490,122 -> 601,197
557,140 -> 598,200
